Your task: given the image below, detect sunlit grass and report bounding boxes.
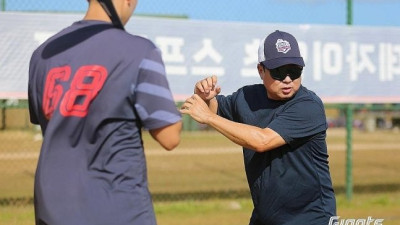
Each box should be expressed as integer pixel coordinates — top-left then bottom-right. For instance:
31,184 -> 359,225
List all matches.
1,192 -> 400,225
1,128 -> 399,224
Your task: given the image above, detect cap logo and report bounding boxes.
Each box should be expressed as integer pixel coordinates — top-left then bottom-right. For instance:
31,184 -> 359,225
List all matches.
275,39 -> 291,54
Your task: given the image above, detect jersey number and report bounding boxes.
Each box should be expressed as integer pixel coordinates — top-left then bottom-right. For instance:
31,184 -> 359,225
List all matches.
42,65 -> 108,119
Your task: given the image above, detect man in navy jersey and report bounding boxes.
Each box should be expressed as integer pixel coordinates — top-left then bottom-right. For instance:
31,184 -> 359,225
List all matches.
180,30 -> 336,225
28,0 -> 182,224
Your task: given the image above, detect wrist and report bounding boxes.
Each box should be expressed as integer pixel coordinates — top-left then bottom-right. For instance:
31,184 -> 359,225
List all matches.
205,112 -> 218,126
204,97 -> 213,105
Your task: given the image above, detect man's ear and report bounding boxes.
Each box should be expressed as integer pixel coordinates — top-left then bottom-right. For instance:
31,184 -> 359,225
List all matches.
257,64 -> 265,80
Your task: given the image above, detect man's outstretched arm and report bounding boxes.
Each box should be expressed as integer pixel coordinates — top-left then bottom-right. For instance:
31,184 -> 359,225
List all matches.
180,94 -> 285,152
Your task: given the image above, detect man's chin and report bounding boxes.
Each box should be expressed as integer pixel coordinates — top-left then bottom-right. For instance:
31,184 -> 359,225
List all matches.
278,92 -> 295,100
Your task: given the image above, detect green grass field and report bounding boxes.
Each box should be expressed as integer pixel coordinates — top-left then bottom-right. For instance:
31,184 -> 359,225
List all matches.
0,128 -> 399,225
1,194 -> 400,225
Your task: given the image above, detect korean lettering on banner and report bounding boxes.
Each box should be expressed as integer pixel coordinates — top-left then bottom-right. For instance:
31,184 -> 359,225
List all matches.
346,42 -> 376,81
309,41 -> 400,82
312,41 -> 344,81
154,34 -> 400,83
155,36 -> 187,76
241,39 -> 260,77
155,37 -> 225,77
379,43 -> 400,81
192,38 -> 225,76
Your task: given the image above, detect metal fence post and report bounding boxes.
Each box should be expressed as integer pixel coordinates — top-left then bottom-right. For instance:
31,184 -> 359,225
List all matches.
347,0 -> 353,25
345,0 -> 354,202
1,100 -> 6,130
1,0 -> 5,11
345,104 -> 353,200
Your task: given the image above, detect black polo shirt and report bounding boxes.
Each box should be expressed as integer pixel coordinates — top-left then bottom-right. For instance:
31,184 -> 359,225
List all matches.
217,84 -> 336,225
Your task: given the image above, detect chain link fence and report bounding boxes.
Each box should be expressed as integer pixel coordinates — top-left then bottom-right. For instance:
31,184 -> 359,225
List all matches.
2,0 -> 397,26
1,0 -> 399,26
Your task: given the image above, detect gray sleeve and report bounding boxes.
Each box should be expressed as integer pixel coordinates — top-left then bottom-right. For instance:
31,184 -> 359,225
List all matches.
133,47 -> 181,130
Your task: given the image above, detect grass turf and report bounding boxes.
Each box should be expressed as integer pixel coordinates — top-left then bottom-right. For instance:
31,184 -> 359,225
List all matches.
0,128 -> 399,224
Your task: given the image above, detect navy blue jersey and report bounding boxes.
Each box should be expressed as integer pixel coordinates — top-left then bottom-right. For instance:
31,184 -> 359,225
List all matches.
28,20 -> 181,225
217,85 -> 336,225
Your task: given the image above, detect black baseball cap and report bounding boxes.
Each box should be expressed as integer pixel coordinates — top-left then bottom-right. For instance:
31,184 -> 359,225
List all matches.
258,30 -> 305,69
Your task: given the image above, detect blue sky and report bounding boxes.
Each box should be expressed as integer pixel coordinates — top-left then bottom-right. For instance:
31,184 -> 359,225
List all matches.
4,0 -> 400,27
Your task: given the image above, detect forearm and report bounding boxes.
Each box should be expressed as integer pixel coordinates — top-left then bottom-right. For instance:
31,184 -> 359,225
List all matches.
180,94 -> 284,152
206,114 -> 285,152
205,97 -> 218,114
150,121 -> 182,151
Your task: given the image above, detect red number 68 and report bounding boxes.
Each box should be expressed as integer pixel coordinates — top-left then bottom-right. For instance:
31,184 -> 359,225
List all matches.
42,65 -> 108,119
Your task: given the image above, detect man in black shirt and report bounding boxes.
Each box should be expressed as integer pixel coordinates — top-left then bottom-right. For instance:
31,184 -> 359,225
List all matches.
180,30 -> 336,225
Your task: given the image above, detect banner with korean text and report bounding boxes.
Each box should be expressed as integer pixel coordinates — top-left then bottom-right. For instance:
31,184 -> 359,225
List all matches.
1,12 -> 399,103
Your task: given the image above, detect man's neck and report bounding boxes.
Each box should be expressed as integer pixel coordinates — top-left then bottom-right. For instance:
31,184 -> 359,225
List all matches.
83,3 -> 111,23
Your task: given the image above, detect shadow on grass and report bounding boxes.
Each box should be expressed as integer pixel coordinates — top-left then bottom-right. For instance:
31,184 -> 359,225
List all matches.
1,183 -> 399,206
333,183 -> 400,195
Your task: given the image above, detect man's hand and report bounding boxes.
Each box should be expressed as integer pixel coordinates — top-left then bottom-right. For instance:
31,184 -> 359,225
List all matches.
179,94 -> 215,124
194,75 -> 221,101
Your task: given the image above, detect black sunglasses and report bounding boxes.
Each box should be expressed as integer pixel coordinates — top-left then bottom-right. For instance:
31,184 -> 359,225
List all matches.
269,65 -> 303,81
